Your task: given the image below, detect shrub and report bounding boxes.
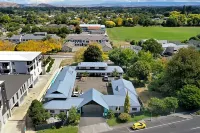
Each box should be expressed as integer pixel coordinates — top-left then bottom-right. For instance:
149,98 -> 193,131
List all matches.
107,110 -> 115,119
195,110 -> 200,115
46,59 -> 55,72
123,74 -> 129,80
118,113 -> 131,123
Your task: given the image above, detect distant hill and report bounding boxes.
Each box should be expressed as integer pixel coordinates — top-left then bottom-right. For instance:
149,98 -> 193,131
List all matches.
0,2 -> 19,8
37,3 -> 55,7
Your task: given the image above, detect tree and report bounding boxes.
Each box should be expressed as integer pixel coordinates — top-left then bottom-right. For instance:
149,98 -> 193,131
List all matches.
28,100 -> 50,125
124,92 -> 130,113
83,44 -> 103,62
178,85 -> 200,110
75,25 -> 82,34
22,25 -> 31,33
142,39 -> 163,57
114,17 -> 123,27
68,107 -> 80,125
0,41 -> 15,51
109,48 -> 135,67
105,21 -> 116,28
112,68 -> 119,78
74,47 -> 87,62
165,18 -> 178,27
130,40 -> 137,45
128,61 -> 151,81
148,97 -> 166,115
165,47 -> 200,94
57,112 -> 67,121
163,97 -> 178,113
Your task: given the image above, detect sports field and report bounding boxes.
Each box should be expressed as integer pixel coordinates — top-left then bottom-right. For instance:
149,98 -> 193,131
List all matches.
107,26 -> 200,41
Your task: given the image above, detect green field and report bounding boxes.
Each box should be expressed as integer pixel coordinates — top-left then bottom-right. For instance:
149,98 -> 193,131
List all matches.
107,27 -> 200,41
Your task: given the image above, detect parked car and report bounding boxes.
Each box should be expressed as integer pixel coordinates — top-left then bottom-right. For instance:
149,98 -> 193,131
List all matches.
103,75 -> 109,81
72,91 -> 79,97
132,122 -> 146,130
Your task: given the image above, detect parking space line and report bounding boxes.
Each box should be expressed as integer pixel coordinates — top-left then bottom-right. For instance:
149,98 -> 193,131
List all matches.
126,118 -> 192,132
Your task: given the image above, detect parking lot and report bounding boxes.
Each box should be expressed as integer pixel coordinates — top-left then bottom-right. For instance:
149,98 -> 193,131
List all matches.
75,77 -> 113,94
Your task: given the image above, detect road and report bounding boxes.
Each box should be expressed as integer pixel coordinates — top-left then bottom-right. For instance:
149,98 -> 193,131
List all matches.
105,117 -> 200,133
2,58 -> 62,133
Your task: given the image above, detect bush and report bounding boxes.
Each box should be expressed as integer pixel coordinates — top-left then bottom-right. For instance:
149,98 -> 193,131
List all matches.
118,113 -> 131,123
123,74 -> 129,80
195,110 -> 200,115
107,110 -> 115,119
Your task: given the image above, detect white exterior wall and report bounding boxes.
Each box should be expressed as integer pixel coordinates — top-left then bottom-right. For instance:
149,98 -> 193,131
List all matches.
109,106 -> 140,113
0,54 -> 42,85
47,109 -> 68,116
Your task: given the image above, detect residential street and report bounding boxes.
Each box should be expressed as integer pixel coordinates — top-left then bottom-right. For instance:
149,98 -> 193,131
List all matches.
2,58 -> 62,133
104,116 -> 200,133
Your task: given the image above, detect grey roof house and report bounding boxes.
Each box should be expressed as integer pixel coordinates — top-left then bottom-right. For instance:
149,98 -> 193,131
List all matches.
43,64 -> 140,117
7,32 -> 60,44
62,34 -> 112,52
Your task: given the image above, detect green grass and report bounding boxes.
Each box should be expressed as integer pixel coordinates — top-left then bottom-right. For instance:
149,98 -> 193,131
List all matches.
107,114 -> 150,127
107,26 -> 200,41
37,126 -> 78,133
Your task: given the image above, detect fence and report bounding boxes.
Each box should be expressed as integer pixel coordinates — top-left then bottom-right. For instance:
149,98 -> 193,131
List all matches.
35,121 -> 63,131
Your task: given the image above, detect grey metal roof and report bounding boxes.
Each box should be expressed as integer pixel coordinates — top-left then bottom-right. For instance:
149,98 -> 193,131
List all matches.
78,62 -> 108,68
0,75 -> 31,100
8,35 -> 21,40
78,88 -> 109,109
111,79 -> 140,106
102,95 -> 140,107
43,98 -> 84,110
45,67 -> 77,99
73,66 -> 124,74
67,34 -> 109,41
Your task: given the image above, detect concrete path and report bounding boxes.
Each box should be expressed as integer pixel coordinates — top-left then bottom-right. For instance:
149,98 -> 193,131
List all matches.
79,122 -> 112,133
2,58 -> 62,133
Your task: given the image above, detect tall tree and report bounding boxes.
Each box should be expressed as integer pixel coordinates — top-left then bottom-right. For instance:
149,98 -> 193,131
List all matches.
128,61 -> 151,81
124,92 -> 131,113
141,39 -> 163,57
83,44 -> 103,62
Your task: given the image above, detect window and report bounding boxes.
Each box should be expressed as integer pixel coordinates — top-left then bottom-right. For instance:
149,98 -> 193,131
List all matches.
12,97 -> 15,104
116,107 -> 120,111
132,108 -> 137,111
12,62 -> 15,65
60,110 -> 65,113
13,69 -> 16,72
50,110 -> 55,113
16,92 -> 19,99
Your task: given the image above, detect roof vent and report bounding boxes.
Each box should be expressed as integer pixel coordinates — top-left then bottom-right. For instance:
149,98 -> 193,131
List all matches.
115,86 -> 119,91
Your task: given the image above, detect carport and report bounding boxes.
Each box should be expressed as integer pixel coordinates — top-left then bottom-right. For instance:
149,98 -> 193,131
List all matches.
78,88 -> 109,117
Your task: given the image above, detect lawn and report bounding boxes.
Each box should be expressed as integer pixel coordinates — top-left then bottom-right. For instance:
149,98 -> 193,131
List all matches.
107,114 -> 150,126
37,126 -> 78,133
107,26 -> 200,41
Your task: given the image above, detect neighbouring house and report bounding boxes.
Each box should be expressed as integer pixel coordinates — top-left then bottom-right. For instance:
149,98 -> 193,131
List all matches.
0,51 -> 43,86
63,34 -> 112,52
121,45 -> 142,54
0,75 -> 33,130
141,39 -> 188,56
79,24 -> 106,34
7,32 -> 60,44
73,62 -> 124,77
43,66 -> 140,117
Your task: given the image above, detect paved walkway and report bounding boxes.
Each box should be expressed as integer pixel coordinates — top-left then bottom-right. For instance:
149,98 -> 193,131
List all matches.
2,58 -> 62,133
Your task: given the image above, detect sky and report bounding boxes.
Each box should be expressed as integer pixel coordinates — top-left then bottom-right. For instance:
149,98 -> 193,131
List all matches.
1,0 -> 200,5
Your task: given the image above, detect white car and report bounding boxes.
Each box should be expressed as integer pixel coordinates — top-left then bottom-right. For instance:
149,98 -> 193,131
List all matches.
103,76 -> 109,81
73,92 -> 79,97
